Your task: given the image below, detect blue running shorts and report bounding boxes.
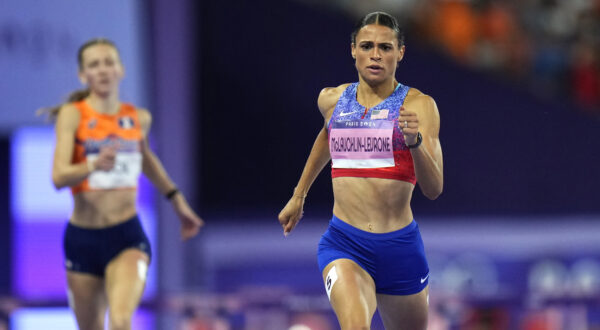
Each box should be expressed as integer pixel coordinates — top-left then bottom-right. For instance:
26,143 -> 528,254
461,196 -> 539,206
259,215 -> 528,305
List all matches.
318,214 -> 429,295
63,215 -> 152,277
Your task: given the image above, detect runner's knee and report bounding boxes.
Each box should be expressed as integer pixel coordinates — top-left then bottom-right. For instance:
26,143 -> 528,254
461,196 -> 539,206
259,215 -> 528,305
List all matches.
109,311 -> 132,330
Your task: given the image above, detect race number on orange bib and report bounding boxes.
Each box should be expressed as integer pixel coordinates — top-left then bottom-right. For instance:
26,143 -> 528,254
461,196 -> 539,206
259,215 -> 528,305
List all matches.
87,152 -> 142,189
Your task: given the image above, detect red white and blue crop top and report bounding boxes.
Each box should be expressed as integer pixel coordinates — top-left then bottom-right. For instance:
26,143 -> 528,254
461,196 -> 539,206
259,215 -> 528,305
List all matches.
327,82 -> 416,184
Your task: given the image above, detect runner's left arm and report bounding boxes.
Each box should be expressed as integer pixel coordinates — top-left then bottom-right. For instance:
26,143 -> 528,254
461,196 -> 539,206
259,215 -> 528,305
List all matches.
399,94 -> 443,199
138,108 -> 204,239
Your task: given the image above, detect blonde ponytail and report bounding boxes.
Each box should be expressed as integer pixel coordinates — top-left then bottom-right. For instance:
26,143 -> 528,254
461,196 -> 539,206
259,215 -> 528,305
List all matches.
37,89 -> 90,122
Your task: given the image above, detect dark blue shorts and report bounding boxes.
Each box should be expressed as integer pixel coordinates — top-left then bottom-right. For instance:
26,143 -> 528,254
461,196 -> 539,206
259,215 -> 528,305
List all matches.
63,215 -> 151,277
318,215 -> 429,295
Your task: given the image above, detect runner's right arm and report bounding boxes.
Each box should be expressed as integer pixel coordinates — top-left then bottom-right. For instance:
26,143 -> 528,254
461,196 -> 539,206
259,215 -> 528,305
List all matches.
277,86 -> 344,235
52,104 -> 116,189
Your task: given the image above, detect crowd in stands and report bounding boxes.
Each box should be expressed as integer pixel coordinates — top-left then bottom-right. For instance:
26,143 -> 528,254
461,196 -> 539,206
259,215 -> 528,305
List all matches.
409,0 -> 600,115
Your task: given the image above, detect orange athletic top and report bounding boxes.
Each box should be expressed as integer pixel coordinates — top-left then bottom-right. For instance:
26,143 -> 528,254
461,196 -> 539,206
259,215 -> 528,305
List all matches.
70,100 -> 143,194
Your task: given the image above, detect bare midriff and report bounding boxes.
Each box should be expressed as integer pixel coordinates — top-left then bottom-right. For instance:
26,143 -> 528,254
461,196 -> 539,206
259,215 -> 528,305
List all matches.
70,190 -> 137,228
332,177 -> 414,233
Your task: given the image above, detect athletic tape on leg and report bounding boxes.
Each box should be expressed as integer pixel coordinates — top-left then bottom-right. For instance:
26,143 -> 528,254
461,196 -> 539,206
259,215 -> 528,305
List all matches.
325,265 -> 338,300
137,259 -> 148,281
66,289 -> 75,310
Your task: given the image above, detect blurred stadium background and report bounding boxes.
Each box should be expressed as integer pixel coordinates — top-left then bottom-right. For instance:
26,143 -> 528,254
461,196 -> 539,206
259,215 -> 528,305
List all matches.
1,0 -> 599,329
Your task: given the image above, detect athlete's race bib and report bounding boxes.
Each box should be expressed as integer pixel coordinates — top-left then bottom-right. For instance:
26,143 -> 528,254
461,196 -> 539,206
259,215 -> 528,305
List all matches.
329,120 -> 394,168
87,152 -> 142,189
